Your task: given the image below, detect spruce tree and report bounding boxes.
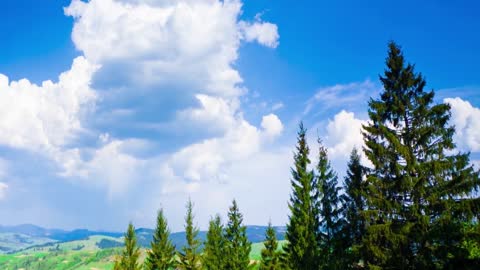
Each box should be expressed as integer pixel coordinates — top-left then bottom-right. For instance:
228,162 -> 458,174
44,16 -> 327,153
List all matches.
361,41 -> 480,269
203,215 -> 226,270
260,221 -> 282,270
114,222 -> 141,270
283,123 -> 319,270
340,148 -> 366,267
316,140 -> 344,269
145,209 -> 176,270
178,199 -> 201,270
224,199 -> 252,270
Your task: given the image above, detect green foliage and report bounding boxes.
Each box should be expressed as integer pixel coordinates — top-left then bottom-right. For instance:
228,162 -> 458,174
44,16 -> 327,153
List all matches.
283,123 -> 320,270
114,223 -> 141,270
177,199 -> 201,270
224,200 -> 253,270
259,222 -> 281,270
361,41 -> 480,269
203,215 -> 226,270
145,209 -> 176,270
316,140 -> 344,269
341,148 -> 367,267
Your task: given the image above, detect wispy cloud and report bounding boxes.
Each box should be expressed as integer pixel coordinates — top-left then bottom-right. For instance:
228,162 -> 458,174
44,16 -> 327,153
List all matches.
304,79 -> 380,116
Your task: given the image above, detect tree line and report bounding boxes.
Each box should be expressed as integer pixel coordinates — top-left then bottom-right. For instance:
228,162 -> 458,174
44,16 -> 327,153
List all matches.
114,42 -> 480,269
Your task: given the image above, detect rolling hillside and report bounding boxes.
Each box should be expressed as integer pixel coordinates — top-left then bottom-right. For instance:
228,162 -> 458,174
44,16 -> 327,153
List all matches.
0,224 -> 287,269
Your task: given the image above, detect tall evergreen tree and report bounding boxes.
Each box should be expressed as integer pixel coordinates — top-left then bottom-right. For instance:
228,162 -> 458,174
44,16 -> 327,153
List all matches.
341,148 -> 366,267
361,41 -> 480,269
145,209 -> 176,270
178,199 -> 201,270
316,140 -> 344,269
260,221 -> 282,270
203,215 -> 226,270
224,199 -> 252,270
114,223 -> 141,270
283,123 -> 319,270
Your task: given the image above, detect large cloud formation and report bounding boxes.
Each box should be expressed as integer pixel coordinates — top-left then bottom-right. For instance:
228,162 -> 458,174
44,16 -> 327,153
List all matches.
0,0 -> 283,229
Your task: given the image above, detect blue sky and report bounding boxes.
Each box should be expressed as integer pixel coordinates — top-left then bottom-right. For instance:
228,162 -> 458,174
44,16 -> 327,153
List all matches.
0,0 -> 479,231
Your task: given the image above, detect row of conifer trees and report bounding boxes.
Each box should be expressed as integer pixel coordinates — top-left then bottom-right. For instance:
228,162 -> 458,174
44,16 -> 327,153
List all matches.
113,199 -> 258,270
114,42 -> 480,270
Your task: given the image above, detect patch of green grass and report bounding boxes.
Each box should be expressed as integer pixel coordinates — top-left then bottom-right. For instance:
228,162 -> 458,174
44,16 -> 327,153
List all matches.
0,240 -> 287,269
0,248 -> 118,270
23,235 -> 122,254
249,240 -> 286,261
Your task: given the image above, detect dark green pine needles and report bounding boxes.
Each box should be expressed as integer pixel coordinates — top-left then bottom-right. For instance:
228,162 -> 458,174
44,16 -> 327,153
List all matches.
260,221 -> 282,270
145,209 -> 176,270
203,214 -> 226,270
316,140 -> 344,270
340,148 -> 366,267
283,123 -> 320,270
114,223 -> 141,270
224,199 -> 253,270
361,41 -> 480,269
177,199 -> 201,270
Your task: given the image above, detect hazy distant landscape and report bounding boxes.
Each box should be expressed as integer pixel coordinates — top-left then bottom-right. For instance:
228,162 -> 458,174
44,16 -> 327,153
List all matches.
0,224 -> 286,269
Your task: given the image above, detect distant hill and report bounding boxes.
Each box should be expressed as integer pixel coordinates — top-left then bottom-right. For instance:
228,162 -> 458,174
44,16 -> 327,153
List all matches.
135,225 -> 286,249
0,224 -> 123,242
0,224 -> 286,253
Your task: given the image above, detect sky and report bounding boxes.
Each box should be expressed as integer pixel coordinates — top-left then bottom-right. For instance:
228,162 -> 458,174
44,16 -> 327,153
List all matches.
0,0 -> 479,232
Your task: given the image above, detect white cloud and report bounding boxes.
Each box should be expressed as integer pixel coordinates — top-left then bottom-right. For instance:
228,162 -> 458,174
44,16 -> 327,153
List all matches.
143,147 -> 292,230
445,97 -> 480,152
168,117 -> 262,182
324,110 -> 366,160
272,102 -> 284,111
178,94 -> 240,134
0,56 -> 97,157
0,0 -> 285,228
261,113 -> 284,138
239,18 -> 280,48
305,79 -> 379,115
63,139 -> 149,197
65,0 -> 278,99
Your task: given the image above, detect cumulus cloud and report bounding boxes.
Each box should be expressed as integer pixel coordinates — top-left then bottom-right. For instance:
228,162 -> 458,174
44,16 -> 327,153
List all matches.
168,111 -> 282,183
445,97 -> 480,152
0,0 -> 285,228
323,110 -> 366,160
0,57 -> 97,153
65,139 -> 148,197
239,17 -> 280,48
261,114 -> 284,138
65,0 -> 278,98
60,0 -> 284,194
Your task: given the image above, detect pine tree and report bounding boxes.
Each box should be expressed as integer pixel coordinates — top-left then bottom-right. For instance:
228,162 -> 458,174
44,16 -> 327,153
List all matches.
203,215 -> 226,270
178,199 -> 201,270
114,223 -> 141,270
260,221 -> 282,270
283,123 -> 319,270
316,140 -> 344,269
224,199 -> 252,270
340,148 -> 366,267
145,209 -> 176,270
361,41 -> 480,269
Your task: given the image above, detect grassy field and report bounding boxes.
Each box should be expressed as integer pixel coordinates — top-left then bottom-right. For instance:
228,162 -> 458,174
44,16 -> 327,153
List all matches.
0,249 -> 117,270
23,235 -> 123,254
0,240 -> 287,269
